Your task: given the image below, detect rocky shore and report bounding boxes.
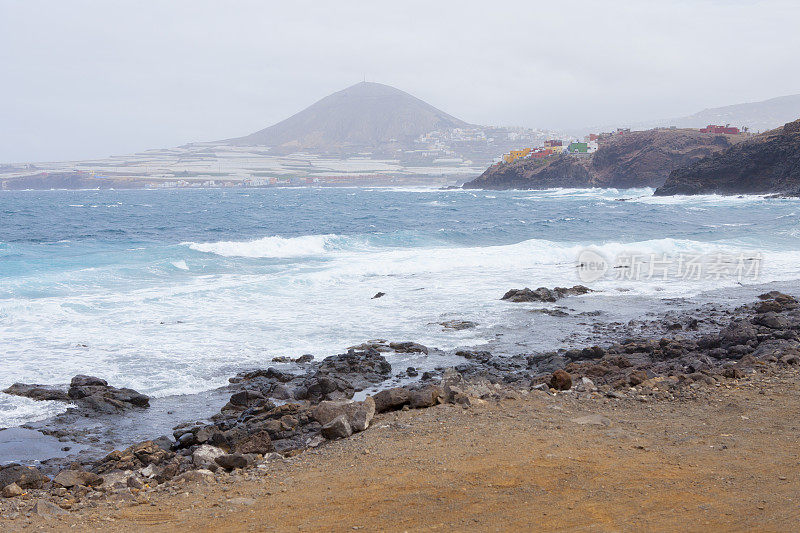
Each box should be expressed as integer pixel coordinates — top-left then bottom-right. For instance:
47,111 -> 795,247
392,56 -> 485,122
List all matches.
2,288 -> 800,526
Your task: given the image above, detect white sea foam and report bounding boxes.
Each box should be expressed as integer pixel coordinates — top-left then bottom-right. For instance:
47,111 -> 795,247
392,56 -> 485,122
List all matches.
171,260 -> 189,270
4,232 -> 800,428
185,234 -> 362,258
628,193 -> 788,206
0,395 -> 69,427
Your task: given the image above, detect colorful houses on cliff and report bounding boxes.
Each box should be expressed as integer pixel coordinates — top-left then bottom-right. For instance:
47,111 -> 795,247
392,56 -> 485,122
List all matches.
500,123 -> 746,165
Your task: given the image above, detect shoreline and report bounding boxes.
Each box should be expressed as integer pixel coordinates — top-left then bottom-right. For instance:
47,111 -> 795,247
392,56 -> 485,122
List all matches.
2,286 -> 800,526
2,279 -> 797,459
1,279 -> 788,466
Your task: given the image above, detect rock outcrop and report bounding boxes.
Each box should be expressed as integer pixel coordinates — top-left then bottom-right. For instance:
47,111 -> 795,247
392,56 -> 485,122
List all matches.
229,348 -> 393,405
3,375 -> 150,414
501,286 -> 592,303
463,128 -> 743,190
655,119 -> 800,196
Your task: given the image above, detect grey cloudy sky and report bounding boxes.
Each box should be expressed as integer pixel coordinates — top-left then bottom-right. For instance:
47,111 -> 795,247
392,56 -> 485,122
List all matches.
1,0 -> 799,163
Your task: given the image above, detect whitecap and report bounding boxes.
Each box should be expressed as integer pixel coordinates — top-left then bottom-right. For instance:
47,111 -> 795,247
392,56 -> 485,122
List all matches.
184,234 -> 367,258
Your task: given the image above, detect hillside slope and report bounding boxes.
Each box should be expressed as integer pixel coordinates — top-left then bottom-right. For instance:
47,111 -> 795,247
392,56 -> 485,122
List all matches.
655,119 -> 800,196
227,82 -> 469,154
463,128 -> 741,190
661,94 -> 800,133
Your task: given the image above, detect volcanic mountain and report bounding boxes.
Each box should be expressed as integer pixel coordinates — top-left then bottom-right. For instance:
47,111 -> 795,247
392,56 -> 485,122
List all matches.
226,82 -> 471,155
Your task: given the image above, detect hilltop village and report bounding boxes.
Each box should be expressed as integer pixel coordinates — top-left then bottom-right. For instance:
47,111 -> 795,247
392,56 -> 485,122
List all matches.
499,124 -> 747,165
465,124 -> 752,190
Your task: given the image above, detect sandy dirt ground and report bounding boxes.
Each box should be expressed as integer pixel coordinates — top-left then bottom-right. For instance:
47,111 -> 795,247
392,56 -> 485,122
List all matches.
6,367 -> 800,532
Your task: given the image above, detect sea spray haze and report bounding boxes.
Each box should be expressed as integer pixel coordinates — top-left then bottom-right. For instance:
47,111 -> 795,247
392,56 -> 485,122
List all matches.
2,187 -> 800,426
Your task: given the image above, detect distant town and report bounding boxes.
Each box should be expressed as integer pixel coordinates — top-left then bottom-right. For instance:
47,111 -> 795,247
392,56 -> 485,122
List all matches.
0,124 -> 563,190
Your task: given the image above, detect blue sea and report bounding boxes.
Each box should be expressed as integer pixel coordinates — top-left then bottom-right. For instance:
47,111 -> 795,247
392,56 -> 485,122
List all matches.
2,186 -> 800,428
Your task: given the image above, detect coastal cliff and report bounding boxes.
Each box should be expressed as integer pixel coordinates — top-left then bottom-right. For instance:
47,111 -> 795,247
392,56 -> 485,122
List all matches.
463,128 -> 741,190
655,118 -> 800,196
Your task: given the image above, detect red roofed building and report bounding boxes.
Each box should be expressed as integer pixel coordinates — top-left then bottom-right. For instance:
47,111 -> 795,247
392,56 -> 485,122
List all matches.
700,124 -> 740,134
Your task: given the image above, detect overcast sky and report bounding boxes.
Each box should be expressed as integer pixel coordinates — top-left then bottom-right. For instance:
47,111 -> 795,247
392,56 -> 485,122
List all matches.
1,0 -> 799,163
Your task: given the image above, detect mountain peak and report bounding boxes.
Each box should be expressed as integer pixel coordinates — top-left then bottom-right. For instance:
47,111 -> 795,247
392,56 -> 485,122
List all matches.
227,82 -> 470,154
339,81 -> 409,95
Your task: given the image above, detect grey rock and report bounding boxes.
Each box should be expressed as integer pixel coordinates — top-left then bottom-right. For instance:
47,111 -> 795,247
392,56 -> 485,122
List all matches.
321,415 -> 353,440
409,385 -> 443,408
32,499 -> 67,517
571,414 -> 612,426
389,341 -> 429,354
440,320 -> 477,330
100,471 -> 132,489
214,453 -> 259,470
126,476 -> 145,490
372,387 -> 411,413
70,375 -> 107,387
140,464 -> 158,478
229,389 -> 266,407
312,397 -> 375,432
66,374 -> 150,412
174,469 -> 215,484
501,285 -> 591,303
152,435 -> 173,451
1,383 -> 70,402
1,482 -> 23,498
192,444 -> 226,470
753,312 -> 790,330
53,469 -> 103,488
575,377 -> 597,392
235,430 -> 275,455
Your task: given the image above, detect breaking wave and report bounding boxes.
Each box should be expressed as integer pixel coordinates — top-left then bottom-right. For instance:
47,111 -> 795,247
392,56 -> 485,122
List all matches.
184,234 -> 369,258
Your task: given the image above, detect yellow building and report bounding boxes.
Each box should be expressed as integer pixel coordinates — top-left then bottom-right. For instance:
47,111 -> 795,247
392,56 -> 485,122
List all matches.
503,148 -> 532,163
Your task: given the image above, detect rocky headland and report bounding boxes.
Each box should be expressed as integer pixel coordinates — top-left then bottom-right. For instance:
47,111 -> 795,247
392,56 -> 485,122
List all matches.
463,128 -> 744,190
655,118 -> 800,196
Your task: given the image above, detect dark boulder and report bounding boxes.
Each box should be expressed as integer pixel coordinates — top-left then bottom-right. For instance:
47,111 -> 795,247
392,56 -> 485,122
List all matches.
67,375 -> 150,412
215,453 -> 258,470
389,342 -> 429,354
409,385 -> 443,408
440,320 -> 477,330
718,321 -> 758,348
229,389 -> 267,407
753,312 -> 790,330
2,383 -> 70,402
0,464 -> 47,490
502,285 -> 592,303
3,374 -> 149,413
549,370 -> 572,391
372,387 -> 412,413
96,440 -> 174,474
53,469 -> 103,488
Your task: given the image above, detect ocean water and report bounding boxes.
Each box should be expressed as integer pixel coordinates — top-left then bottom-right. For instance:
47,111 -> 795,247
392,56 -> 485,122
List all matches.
2,186 -> 800,428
